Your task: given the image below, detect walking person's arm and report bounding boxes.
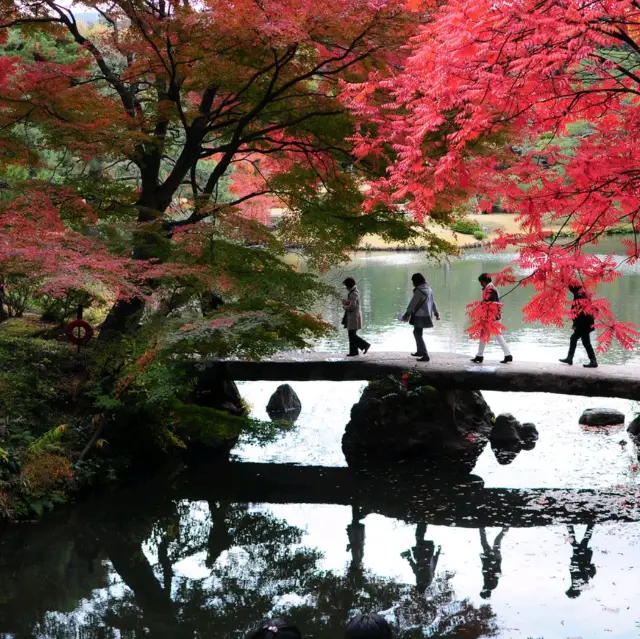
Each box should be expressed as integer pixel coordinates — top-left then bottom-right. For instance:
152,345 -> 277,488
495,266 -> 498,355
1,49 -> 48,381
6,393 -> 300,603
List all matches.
343,291 -> 359,312
431,293 -> 441,320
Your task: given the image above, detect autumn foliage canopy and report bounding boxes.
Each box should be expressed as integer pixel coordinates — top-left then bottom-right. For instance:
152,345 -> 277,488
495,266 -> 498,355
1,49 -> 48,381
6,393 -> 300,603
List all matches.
2,0 -> 640,351
0,0 -> 424,352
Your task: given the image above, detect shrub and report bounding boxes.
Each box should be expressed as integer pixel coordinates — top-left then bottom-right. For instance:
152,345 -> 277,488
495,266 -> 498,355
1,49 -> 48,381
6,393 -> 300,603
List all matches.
3,272 -> 40,317
38,289 -> 95,325
473,230 -> 487,240
451,218 -> 482,235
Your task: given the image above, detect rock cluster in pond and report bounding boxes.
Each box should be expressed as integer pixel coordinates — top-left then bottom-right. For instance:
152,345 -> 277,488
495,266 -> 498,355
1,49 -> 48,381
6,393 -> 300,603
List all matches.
342,375 -> 494,473
489,413 -> 539,465
266,384 -> 302,423
579,408 -> 625,427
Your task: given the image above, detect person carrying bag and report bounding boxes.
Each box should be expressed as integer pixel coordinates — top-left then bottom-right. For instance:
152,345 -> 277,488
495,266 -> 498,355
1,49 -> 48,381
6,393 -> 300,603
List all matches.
402,273 -> 440,362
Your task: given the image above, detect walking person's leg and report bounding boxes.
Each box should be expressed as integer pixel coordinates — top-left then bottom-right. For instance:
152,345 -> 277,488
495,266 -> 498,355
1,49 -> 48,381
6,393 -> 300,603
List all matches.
471,339 -> 487,363
580,330 -> 598,368
347,330 -> 359,356
413,327 -> 427,356
495,334 -> 511,356
496,333 -> 512,363
355,332 -> 370,354
561,330 -> 580,364
413,327 -> 430,361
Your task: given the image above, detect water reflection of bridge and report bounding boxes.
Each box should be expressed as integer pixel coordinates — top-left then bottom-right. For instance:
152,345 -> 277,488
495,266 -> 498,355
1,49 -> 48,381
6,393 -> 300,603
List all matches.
0,462 -> 633,634
178,462 -> 640,527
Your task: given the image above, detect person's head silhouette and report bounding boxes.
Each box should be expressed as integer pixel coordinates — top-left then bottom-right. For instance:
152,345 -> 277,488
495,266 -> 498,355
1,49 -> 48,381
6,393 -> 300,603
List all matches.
345,613 -> 393,639
247,619 -> 302,639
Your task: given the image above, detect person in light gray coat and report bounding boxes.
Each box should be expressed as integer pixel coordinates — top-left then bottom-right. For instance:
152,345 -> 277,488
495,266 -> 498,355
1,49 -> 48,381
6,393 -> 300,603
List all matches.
402,273 -> 440,362
342,277 -> 371,357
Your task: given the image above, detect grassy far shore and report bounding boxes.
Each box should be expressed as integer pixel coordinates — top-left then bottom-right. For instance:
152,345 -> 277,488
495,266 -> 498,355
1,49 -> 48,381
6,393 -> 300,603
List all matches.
358,213 -> 633,251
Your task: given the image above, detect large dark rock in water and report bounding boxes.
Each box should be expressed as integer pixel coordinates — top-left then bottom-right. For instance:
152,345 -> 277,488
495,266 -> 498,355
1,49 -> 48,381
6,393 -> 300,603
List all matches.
267,384 -> 302,423
579,408 -> 625,427
342,377 -> 494,473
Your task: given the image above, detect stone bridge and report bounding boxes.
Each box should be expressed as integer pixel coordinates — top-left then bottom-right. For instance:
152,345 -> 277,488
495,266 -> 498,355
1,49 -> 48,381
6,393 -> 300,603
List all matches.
218,352 -> 640,399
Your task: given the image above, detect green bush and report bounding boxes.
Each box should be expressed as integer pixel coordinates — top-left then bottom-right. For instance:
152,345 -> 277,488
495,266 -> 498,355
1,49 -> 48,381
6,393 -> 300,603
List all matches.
451,218 -> 482,235
38,289 -> 95,326
3,273 -> 40,317
606,225 -> 634,236
473,230 -> 487,240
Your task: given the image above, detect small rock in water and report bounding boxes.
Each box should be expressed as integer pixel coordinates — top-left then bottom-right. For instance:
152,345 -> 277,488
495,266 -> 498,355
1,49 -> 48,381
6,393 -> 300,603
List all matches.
579,408 -> 625,427
516,422 -> 539,443
627,416 -> 640,437
267,384 -> 302,423
490,413 -> 522,445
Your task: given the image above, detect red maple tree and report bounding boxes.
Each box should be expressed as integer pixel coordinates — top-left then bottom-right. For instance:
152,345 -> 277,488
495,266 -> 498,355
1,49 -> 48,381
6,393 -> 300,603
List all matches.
0,0 -> 420,338
346,0 -> 640,350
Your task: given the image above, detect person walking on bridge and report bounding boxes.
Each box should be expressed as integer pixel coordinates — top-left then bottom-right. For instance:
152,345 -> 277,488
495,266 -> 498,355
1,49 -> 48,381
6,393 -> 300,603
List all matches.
402,273 -> 440,362
471,273 -> 513,364
342,277 -> 371,357
560,284 -> 598,369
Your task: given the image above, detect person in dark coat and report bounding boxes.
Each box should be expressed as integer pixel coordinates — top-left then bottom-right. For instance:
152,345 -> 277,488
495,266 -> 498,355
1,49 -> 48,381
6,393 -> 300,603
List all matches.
402,273 -> 440,362
342,277 -> 371,357
560,284 -> 598,368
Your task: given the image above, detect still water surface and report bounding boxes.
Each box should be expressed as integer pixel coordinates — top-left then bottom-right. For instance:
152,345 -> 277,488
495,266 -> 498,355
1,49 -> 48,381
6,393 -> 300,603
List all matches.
2,240 -> 640,639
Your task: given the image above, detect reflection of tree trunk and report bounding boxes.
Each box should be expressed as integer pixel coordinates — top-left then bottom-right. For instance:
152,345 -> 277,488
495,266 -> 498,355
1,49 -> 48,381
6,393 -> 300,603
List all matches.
206,501 -> 233,569
157,536 -> 173,596
104,535 -> 179,636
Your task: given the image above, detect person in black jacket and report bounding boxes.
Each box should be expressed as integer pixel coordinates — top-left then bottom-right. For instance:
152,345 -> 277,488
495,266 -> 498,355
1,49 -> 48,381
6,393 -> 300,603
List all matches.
559,284 -> 598,368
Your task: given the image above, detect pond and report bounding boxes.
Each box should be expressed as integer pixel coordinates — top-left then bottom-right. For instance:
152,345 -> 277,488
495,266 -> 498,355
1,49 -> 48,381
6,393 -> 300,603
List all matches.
2,240 -> 640,639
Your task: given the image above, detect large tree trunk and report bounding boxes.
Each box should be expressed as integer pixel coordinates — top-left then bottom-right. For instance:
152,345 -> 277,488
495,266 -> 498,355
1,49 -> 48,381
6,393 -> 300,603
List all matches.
99,297 -> 146,341
98,192 -> 170,342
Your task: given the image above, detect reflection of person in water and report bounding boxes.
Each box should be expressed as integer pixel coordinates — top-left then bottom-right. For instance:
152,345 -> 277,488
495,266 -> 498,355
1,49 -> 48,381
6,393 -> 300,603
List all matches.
566,524 -> 596,598
479,527 -> 509,599
401,522 -> 441,594
346,506 -> 366,571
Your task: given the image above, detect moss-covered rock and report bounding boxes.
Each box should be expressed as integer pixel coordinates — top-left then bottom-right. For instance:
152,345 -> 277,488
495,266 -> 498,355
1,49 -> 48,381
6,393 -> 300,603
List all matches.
342,373 -> 494,473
